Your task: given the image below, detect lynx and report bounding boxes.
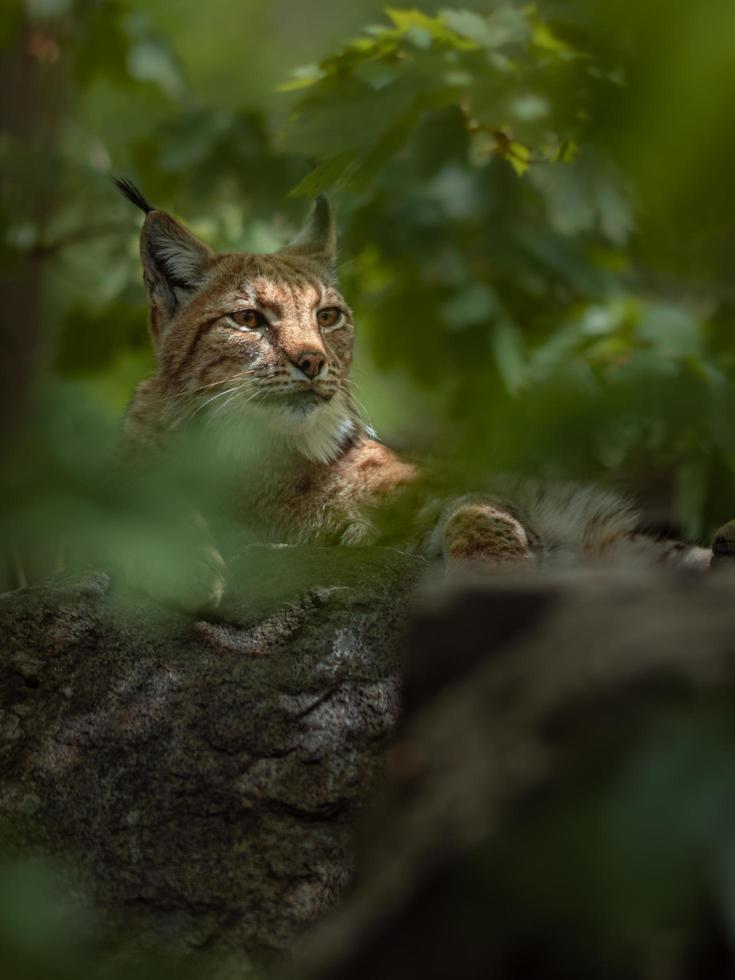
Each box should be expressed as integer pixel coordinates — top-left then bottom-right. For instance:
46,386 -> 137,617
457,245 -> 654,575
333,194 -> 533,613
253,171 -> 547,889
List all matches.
116,179 -> 722,605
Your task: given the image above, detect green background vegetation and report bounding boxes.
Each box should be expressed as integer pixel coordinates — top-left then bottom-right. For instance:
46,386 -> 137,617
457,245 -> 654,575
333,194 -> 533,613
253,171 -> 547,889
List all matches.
4,0 -> 735,553
3,0 -> 735,976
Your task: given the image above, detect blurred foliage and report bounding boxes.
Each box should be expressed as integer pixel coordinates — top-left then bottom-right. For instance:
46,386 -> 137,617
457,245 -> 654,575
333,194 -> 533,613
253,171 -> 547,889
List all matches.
0,850 -> 254,980
367,692 -> 735,980
3,0 -> 735,971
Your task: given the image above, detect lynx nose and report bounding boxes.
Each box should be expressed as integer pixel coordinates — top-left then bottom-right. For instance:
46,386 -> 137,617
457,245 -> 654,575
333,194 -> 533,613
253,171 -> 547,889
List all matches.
295,350 -> 326,379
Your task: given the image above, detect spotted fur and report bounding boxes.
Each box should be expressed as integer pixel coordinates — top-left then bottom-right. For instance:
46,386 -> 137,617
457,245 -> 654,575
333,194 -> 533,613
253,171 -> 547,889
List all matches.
427,479 -> 713,572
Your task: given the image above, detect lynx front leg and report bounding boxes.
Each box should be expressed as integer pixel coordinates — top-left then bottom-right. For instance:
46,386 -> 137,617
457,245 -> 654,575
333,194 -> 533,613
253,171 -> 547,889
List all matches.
437,498 -> 535,572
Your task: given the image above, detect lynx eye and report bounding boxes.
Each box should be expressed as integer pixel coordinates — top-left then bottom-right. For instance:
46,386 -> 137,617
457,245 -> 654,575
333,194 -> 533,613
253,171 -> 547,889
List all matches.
317,307 -> 343,330
230,309 -> 267,331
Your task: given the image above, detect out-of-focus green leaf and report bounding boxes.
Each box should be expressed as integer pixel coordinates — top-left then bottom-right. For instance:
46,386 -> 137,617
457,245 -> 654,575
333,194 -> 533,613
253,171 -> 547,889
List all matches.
277,62 -> 326,91
288,153 -> 356,197
439,8 -> 491,45
387,7 -> 480,48
531,18 -> 571,54
127,38 -> 184,97
637,304 -> 702,358
506,139 -> 530,176
492,319 -> 527,393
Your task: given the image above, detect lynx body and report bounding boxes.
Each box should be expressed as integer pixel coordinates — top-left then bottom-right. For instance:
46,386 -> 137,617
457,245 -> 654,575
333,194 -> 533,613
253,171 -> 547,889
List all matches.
117,180 -> 712,597
118,181 -> 416,552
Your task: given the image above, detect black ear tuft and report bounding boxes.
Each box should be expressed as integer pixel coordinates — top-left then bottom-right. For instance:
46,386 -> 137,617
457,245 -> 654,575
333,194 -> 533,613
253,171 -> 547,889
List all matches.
113,177 -> 154,214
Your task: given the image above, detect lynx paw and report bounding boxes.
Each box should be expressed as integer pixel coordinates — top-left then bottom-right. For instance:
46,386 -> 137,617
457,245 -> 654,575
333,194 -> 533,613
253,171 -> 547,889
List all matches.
442,501 -> 534,574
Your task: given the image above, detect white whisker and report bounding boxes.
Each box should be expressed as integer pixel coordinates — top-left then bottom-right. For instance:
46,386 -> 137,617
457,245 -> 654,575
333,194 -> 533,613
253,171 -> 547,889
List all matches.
190,385 -> 244,420
193,370 -> 259,393
210,391 -> 244,419
340,379 -> 373,430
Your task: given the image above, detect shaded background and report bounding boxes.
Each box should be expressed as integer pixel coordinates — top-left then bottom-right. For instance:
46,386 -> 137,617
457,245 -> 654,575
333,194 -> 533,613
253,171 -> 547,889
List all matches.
4,0 -> 735,562
3,0 -> 735,976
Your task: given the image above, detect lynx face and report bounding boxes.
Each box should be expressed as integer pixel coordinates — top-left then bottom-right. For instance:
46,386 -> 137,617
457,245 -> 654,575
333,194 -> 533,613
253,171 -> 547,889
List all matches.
117,180 -> 359,461
157,252 -> 355,430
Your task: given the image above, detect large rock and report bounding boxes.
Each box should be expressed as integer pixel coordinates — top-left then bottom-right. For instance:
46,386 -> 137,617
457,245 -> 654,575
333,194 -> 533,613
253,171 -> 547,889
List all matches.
7,554 -> 735,980
292,565 -> 735,980
0,546 -> 421,961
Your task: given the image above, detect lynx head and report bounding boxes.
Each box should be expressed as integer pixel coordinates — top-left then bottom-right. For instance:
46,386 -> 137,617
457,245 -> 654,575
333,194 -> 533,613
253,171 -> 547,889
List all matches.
115,179 -> 361,463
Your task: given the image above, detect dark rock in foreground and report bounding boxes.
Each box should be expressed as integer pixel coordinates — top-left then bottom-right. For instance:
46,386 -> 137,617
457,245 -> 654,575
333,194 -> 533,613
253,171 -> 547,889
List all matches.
292,565 -> 735,980
6,553 -> 735,980
0,547 -> 420,959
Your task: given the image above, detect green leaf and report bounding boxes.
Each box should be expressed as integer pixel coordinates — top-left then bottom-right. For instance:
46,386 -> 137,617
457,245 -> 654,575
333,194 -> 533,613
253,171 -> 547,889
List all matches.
529,161 -> 596,234
594,172 -> 635,245
485,5 -> 533,47
531,19 -> 571,55
443,5 -> 532,49
510,93 -> 550,122
507,140 -> 531,176
555,138 -> 578,163
529,154 -> 634,243
387,7 -> 479,49
492,320 -> 527,393
282,75 -> 419,158
126,39 -> 184,98
443,283 -> 499,328
353,60 -> 399,90
278,63 -> 326,92
637,304 -> 702,358
288,153 -> 356,197
440,8 -> 494,47
386,8 -> 440,32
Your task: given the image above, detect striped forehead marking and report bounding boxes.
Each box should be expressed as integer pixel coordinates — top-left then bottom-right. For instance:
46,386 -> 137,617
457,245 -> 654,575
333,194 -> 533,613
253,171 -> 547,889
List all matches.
238,275 -> 323,311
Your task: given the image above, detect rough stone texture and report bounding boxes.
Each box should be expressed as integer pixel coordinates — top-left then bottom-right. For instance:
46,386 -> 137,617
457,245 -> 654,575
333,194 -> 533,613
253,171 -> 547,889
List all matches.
291,565 -> 735,980
8,551 -> 735,978
0,546 -> 421,961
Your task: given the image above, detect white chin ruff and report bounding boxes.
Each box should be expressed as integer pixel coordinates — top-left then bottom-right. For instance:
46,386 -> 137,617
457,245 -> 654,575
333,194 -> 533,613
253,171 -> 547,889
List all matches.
265,390 -> 356,464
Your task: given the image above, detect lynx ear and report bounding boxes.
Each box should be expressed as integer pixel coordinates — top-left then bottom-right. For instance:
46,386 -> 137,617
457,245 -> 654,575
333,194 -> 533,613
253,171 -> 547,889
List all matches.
114,178 -> 213,322
140,212 -> 214,320
282,196 -> 337,273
